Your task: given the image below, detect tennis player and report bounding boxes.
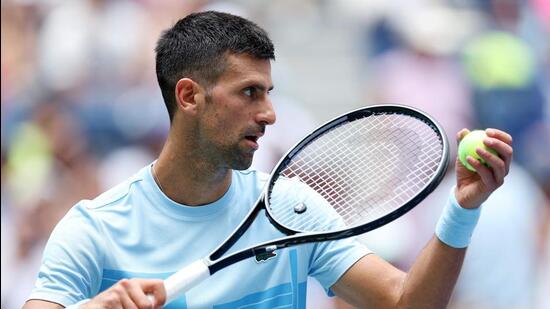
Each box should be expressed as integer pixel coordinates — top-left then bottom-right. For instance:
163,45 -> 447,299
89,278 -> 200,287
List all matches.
24,11 -> 513,309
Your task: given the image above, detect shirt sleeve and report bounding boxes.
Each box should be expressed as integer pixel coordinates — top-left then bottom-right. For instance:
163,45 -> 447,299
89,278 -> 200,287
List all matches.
285,180 -> 371,292
27,202 -> 105,307
308,237 -> 371,292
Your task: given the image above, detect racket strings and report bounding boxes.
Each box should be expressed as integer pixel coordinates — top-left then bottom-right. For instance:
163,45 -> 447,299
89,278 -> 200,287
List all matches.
272,115 -> 421,229
335,118 -> 435,221
331,117 -> 431,220
268,113 -> 444,232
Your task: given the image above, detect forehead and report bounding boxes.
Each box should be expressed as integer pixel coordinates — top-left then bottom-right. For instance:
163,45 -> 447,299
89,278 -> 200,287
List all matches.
216,53 -> 273,88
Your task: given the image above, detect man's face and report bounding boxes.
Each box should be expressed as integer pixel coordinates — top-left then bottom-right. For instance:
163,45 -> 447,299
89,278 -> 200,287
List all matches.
197,53 -> 276,170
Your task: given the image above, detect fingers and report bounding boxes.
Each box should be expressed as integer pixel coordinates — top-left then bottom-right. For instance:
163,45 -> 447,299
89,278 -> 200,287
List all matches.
475,148 -> 505,186
86,278 -> 166,309
485,128 -> 512,146
456,128 -> 470,143
466,156 -> 498,189
115,282 -> 138,309
455,127 -> 514,208
138,279 -> 166,308
87,282 -> 138,309
483,138 -> 512,175
121,279 -> 155,309
468,127 -> 513,189
484,129 -> 513,173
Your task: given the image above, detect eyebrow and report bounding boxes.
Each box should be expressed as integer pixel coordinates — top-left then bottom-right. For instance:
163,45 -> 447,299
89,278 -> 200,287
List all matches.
248,83 -> 274,92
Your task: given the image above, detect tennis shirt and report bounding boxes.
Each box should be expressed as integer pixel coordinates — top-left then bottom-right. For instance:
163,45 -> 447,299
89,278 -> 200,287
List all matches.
28,164 -> 370,308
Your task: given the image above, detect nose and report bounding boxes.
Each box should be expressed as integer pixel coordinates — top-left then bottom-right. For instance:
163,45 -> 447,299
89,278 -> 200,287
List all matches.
257,97 -> 276,126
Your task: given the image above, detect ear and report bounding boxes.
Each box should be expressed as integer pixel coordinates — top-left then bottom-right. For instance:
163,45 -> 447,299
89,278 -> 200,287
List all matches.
174,78 -> 205,114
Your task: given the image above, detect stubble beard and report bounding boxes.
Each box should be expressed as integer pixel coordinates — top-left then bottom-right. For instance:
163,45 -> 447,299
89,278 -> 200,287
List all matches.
202,90 -> 256,171
225,144 -> 254,170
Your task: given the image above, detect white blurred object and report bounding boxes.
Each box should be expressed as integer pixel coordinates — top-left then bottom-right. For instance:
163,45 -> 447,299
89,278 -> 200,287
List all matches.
392,5 -> 483,56
112,86 -> 168,141
38,0 -> 148,90
38,1 -> 95,90
97,146 -> 155,191
199,1 -> 248,18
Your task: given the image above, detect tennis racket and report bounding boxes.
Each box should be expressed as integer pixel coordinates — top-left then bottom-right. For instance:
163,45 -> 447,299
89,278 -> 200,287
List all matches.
155,104 -> 449,304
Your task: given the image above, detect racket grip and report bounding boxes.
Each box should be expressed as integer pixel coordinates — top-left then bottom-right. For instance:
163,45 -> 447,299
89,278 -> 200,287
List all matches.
148,259 -> 211,305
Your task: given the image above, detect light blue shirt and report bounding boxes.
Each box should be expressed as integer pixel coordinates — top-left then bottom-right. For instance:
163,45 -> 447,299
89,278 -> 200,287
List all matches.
29,164 -> 369,308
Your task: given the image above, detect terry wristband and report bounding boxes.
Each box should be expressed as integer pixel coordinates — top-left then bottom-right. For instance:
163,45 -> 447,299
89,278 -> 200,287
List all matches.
435,187 -> 481,248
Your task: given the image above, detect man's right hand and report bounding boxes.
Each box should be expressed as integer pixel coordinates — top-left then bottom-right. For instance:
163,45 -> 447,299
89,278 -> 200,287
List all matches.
81,278 -> 166,309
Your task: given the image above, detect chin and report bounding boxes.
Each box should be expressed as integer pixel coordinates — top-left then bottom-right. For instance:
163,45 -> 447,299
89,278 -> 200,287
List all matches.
225,147 -> 255,170
231,154 -> 254,170
232,160 -> 253,171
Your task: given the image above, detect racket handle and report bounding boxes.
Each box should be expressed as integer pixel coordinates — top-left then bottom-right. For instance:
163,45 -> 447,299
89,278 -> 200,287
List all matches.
148,259 -> 211,305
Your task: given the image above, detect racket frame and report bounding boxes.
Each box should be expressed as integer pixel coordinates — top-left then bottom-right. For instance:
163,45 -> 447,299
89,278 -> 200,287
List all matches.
205,104 -> 449,274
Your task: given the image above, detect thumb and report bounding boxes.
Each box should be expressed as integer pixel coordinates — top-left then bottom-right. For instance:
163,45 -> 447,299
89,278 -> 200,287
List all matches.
137,279 -> 166,308
456,128 -> 470,144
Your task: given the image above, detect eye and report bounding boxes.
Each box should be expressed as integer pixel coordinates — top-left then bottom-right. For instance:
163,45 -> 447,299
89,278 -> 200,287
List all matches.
243,87 -> 256,98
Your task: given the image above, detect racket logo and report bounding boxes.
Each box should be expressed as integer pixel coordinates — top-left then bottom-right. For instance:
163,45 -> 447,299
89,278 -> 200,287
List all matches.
255,251 -> 277,263
294,202 -> 307,214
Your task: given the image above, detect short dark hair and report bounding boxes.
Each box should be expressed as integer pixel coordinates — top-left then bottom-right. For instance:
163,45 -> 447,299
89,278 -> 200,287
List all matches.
155,11 -> 275,121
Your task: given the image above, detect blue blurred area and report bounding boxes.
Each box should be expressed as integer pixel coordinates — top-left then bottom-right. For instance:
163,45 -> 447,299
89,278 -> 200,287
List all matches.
2,0 -> 549,308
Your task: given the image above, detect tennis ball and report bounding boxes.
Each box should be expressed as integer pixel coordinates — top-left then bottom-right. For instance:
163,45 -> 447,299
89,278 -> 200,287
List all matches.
458,130 -> 498,172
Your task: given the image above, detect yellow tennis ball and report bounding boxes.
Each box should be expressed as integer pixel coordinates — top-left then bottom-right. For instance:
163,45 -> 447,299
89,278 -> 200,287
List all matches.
458,130 -> 498,172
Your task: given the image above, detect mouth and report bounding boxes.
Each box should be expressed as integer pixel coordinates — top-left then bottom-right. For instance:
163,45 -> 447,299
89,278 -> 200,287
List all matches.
243,132 -> 264,150
245,135 -> 259,143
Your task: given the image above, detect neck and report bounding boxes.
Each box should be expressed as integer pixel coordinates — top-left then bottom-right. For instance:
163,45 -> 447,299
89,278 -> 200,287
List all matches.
153,135 -> 232,206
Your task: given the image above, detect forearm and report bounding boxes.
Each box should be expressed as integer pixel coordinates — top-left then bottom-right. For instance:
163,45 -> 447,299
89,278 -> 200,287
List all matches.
397,188 -> 480,308
398,236 -> 465,308
333,194 -> 478,308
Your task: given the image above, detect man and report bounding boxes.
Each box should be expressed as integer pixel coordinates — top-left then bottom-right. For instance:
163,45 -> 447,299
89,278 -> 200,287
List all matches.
24,11 -> 513,309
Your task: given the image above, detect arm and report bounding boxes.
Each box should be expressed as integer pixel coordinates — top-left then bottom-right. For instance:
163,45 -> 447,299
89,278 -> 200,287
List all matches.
332,128 -> 513,308
332,237 -> 465,308
25,204 -> 168,308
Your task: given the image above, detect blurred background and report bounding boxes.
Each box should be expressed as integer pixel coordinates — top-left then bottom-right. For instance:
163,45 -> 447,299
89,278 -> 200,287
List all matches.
1,0 -> 549,308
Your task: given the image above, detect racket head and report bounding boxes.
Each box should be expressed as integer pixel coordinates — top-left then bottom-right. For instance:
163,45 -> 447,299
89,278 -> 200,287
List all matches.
263,104 -> 449,238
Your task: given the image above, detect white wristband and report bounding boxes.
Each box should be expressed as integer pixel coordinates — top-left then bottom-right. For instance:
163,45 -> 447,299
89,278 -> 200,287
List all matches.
435,187 -> 481,248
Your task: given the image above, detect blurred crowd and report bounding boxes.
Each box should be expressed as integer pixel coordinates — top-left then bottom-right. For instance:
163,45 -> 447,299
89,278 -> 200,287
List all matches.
1,0 -> 549,308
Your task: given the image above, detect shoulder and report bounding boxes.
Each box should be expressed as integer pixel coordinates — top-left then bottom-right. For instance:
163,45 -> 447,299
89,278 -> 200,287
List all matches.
45,168 -> 149,253
83,169 -> 145,211
58,166 -> 149,226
